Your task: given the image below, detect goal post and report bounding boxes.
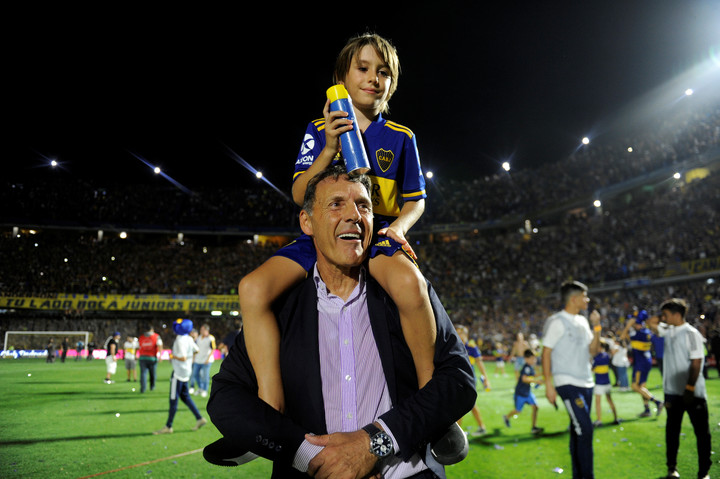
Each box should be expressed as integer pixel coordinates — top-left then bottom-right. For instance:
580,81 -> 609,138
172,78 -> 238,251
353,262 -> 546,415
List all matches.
3,331 -> 90,358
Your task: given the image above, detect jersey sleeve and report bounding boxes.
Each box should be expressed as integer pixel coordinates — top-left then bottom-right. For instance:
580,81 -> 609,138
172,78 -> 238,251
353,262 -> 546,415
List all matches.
293,119 -> 330,184
399,133 -> 426,203
542,317 -> 565,349
687,328 -> 705,360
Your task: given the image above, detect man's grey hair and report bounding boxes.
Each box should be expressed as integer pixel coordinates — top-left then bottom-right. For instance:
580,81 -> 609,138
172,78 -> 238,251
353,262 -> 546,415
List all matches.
302,164 -> 373,215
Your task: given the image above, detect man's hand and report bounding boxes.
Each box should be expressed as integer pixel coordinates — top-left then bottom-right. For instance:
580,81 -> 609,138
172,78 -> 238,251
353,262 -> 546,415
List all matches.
545,382 -> 558,410
589,310 -> 601,327
305,430 -> 379,479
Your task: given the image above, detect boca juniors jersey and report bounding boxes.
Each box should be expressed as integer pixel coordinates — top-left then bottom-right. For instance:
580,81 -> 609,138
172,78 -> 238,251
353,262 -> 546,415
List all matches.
294,113 -> 426,225
592,351 -> 611,385
630,327 -> 654,367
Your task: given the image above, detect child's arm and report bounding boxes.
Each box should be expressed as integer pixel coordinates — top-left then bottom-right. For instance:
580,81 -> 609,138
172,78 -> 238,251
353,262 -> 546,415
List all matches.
291,100 -> 354,206
377,199 -> 425,259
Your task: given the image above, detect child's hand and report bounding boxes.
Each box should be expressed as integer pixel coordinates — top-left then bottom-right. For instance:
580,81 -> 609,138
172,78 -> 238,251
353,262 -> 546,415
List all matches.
322,99 -> 354,157
377,226 -> 417,260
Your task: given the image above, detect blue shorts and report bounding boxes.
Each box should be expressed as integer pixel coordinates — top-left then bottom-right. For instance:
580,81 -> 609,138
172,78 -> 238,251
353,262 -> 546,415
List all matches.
514,393 -> 537,411
632,366 -> 650,385
272,229 -> 417,272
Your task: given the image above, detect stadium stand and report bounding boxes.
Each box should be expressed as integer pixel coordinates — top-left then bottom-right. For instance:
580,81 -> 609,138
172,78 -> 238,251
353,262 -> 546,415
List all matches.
2,94 -> 718,356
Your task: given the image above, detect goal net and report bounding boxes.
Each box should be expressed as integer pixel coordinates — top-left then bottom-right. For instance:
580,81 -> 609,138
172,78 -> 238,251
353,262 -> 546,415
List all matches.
2,331 -> 90,359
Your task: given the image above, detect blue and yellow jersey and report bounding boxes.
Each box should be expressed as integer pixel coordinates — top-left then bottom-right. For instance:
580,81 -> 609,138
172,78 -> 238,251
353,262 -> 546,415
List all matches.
630,327 -> 654,366
294,113 -> 426,225
592,351 -> 611,385
465,339 -> 482,363
516,364 -> 535,397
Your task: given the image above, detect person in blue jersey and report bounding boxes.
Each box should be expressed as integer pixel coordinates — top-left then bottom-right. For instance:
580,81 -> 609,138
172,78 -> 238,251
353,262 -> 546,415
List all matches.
591,341 -> 619,427
235,33 -> 466,465
503,349 -> 543,434
542,281 -> 602,479
455,324 -> 490,435
620,310 -> 664,417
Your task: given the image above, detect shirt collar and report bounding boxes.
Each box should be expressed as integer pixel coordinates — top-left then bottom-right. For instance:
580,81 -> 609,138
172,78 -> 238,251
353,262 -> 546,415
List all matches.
312,263 -> 366,303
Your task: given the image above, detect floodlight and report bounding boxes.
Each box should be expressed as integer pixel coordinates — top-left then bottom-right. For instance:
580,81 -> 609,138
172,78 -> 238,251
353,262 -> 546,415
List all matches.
673,172 -> 681,179
502,161 -> 511,171
50,160 -> 58,167
627,147 -> 633,153
154,167 -> 161,174
426,171 -> 434,179
593,200 -> 602,208
256,171 -> 263,179
685,88 -> 694,96
582,137 -> 590,145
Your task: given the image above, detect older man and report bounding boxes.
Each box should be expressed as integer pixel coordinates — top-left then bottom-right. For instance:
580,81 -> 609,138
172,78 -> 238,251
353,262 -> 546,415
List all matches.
206,165 -> 476,478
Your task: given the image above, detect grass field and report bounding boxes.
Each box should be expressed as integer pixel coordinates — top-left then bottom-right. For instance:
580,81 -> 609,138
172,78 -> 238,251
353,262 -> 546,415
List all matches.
1,358 -> 718,478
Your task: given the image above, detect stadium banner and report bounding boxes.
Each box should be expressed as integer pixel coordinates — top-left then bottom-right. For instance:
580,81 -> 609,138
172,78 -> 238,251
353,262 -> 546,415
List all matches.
664,255 -> 720,277
0,294 -> 239,312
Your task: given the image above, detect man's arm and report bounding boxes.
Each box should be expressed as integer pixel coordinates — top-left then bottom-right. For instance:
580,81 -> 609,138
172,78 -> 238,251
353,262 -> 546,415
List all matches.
542,346 -> 557,407
206,332 -> 312,468
372,282 -> 477,461
588,310 -> 602,357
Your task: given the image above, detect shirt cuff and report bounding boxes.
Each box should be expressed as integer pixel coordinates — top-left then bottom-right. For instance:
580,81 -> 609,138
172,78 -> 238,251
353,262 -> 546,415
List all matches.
292,439 -> 324,473
376,418 -> 400,455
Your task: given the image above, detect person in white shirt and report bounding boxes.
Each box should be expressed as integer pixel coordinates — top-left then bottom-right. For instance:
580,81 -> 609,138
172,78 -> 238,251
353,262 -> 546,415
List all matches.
647,299 -> 711,479
542,280 -> 602,479
192,324 -> 216,398
154,319 -> 207,434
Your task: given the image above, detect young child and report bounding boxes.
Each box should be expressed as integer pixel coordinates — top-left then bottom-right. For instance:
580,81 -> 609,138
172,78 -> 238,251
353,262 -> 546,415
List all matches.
503,349 -> 543,434
154,319 -> 207,435
592,341 -> 619,427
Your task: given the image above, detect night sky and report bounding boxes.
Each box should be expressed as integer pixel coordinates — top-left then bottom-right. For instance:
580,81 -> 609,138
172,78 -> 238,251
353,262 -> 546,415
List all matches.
7,1 -> 720,193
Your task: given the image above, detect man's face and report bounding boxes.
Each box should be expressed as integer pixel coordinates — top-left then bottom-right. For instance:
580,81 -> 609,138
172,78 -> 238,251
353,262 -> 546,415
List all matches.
300,176 -> 373,271
660,309 -> 682,326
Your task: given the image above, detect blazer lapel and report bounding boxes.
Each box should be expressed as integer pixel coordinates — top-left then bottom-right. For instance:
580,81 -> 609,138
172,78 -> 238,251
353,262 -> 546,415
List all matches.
280,278 -> 328,434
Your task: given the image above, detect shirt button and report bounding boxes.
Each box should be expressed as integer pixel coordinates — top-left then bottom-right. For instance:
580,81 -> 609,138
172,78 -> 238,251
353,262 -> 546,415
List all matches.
345,375 -> 352,381
343,339 -> 349,345
347,413 -> 353,419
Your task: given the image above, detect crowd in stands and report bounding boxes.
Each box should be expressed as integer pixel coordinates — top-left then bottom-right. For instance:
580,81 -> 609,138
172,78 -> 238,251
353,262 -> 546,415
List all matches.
2,92 -> 719,354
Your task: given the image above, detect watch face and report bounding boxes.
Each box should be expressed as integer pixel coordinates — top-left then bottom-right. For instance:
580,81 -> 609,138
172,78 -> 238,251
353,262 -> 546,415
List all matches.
370,433 -> 393,457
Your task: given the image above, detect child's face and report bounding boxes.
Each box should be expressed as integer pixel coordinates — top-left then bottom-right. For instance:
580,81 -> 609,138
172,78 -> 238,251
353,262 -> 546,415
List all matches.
340,45 -> 392,114
526,355 -> 537,365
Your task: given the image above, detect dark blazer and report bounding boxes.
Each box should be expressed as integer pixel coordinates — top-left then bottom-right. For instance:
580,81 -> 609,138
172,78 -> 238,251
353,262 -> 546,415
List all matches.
207,273 -> 477,478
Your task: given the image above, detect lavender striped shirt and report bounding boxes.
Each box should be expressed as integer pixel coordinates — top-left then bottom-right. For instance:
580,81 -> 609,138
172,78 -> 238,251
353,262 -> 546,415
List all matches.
293,266 -> 426,477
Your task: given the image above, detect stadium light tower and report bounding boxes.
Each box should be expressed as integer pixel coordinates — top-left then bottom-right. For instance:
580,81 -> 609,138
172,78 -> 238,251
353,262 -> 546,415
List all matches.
154,166 -> 161,175
426,171 -> 434,179
255,171 -> 263,179
582,137 -> 590,145
502,161 -> 511,172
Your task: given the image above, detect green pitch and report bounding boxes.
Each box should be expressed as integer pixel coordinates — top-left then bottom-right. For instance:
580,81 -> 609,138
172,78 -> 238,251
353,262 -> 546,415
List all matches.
1,359 -> 718,478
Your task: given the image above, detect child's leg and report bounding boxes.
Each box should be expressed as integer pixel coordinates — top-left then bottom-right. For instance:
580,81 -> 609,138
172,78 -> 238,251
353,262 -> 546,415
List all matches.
238,256 -> 306,412
531,405 -> 538,428
606,394 -> 618,421
369,252 -> 436,389
595,394 -> 602,422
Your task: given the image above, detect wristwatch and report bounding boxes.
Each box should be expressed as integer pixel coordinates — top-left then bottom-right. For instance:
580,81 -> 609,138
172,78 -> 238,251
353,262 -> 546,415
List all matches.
362,423 -> 394,458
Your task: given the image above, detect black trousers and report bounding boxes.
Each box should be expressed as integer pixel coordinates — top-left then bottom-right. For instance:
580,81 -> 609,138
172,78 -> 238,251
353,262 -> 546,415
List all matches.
664,394 -> 712,477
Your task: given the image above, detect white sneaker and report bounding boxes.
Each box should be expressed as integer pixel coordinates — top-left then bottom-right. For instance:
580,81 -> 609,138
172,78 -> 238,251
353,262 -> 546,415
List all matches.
200,390 -> 208,398
189,387 -> 195,395
153,426 -> 173,435
192,418 -> 207,431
